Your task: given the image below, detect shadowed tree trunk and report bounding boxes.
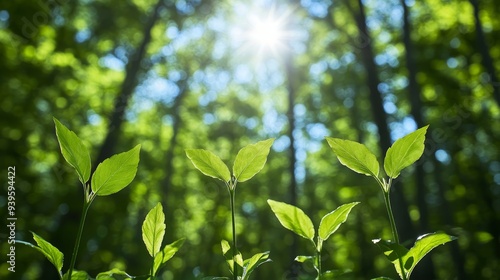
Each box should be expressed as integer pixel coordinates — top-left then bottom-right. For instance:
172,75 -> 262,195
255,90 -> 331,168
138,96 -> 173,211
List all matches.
160,76 -> 189,211
433,158 -> 468,279
469,0 -> 500,107
399,0 -> 436,278
284,51 -> 299,276
347,0 -> 415,243
95,0 -> 165,167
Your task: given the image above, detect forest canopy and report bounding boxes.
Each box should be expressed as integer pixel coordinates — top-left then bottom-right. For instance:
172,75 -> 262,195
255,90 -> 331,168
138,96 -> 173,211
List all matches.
0,0 -> 499,279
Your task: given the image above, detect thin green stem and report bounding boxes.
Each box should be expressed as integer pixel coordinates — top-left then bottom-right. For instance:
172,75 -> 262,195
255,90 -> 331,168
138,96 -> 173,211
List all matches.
68,193 -> 92,280
382,180 -> 408,280
150,253 -> 155,279
316,243 -> 322,280
229,184 -> 238,280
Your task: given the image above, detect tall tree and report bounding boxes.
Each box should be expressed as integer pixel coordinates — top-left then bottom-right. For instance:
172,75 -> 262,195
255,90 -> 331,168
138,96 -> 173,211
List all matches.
469,0 -> 500,107
95,0 -> 165,166
399,0 -> 436,278
346,0 -> 415,242
284,49 -> 300,276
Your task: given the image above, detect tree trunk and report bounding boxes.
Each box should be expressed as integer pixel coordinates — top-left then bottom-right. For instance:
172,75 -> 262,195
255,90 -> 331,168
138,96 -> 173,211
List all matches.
161,77 -> 189,211
469,0 -> 500,107
350,0 -> 415,242
433,159 -> 468,280
399,0 -> 436,277
95,0 -> 165,166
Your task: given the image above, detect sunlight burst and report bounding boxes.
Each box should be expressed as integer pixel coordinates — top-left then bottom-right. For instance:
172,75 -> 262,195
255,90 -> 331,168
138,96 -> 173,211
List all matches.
247,11 -> 287,54
231,4 -> 298,62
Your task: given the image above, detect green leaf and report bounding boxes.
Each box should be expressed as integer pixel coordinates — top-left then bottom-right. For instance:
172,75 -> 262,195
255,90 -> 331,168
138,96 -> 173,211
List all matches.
63,270 -> 93,280
371,277 -> 394,280
294,255 -> 315,264
325,137 -> 379,177
201,277 -> 229,280
404,232 -> 456,278
233,138 -> 275,182
54,117 -> 91,184
153,238 -> 185,274
142,203 -> 166,258
31,232 -> 64,273
241,251 -> 271,280
267,199 -> 315,241
319,202 -> 359,241
221,240 -> 243,274
372,238 -> 409,263
384,125 -> 429,179
91,144 -> 141,196
96,269 -> 134,280
186,149 -> 231,182
373,232 -> 456,279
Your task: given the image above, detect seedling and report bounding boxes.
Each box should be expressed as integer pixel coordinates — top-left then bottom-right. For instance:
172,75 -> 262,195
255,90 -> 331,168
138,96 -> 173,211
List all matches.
268,200 -> 359,279
186,138 -> 275,280
326,125 -> 456,280
18,118 -> 183,280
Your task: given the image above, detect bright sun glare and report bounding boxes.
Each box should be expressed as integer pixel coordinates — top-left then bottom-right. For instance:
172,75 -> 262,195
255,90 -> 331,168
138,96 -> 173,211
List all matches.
248,12 -> 286,52
232,4 -> 296,61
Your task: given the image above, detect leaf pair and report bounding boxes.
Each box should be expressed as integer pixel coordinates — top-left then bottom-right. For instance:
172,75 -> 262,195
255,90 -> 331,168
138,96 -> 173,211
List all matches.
267,200 -> 359,248
220,240 -> 271,280
54,118 -> 141,197
326,125 -> 428,181
268,200 -> 358,278
142,203 -> 185,277
373,232 -> 456,279
186,138 -> 275,184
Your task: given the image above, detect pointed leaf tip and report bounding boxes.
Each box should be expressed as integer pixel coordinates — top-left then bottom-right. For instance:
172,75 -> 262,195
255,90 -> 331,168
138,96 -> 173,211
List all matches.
233,138 -> 275,182
31,232 -> 64,273
142,202 -> 166,258
384,125 -> 429,179
92,144 -> 141,196
185,149 -> 231,182
326,137 -> 379,178
267,199 -> 315,241
153,238 -> 185,274
319,202 -> 359,241
53,117 -> 91,184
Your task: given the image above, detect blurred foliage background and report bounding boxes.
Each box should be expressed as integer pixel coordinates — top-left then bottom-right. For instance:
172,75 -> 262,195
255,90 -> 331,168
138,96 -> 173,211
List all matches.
1,0 -> 499,279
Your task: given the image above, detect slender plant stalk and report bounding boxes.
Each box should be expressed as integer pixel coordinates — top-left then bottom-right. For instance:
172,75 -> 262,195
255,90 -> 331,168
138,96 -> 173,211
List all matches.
228,184 -> 238,280
68,196 -> 92,280
316,243 -> 322,280
381,180 -> 408,280
150,253 -> 155,279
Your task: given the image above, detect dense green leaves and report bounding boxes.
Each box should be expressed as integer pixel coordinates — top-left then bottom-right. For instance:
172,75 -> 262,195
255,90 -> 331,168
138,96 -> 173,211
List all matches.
186,149 -> 231,182
318,202 -> 359,241
91,145 -> 141,196
153,238 -> 185,274
54,118 -> 91,184
267,199 -> 315,241
233,138 -> 275,182
142,203 -> 166,258
373,232 -> 456,279
326,138 -> 380,177
384,126 -> 428,178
